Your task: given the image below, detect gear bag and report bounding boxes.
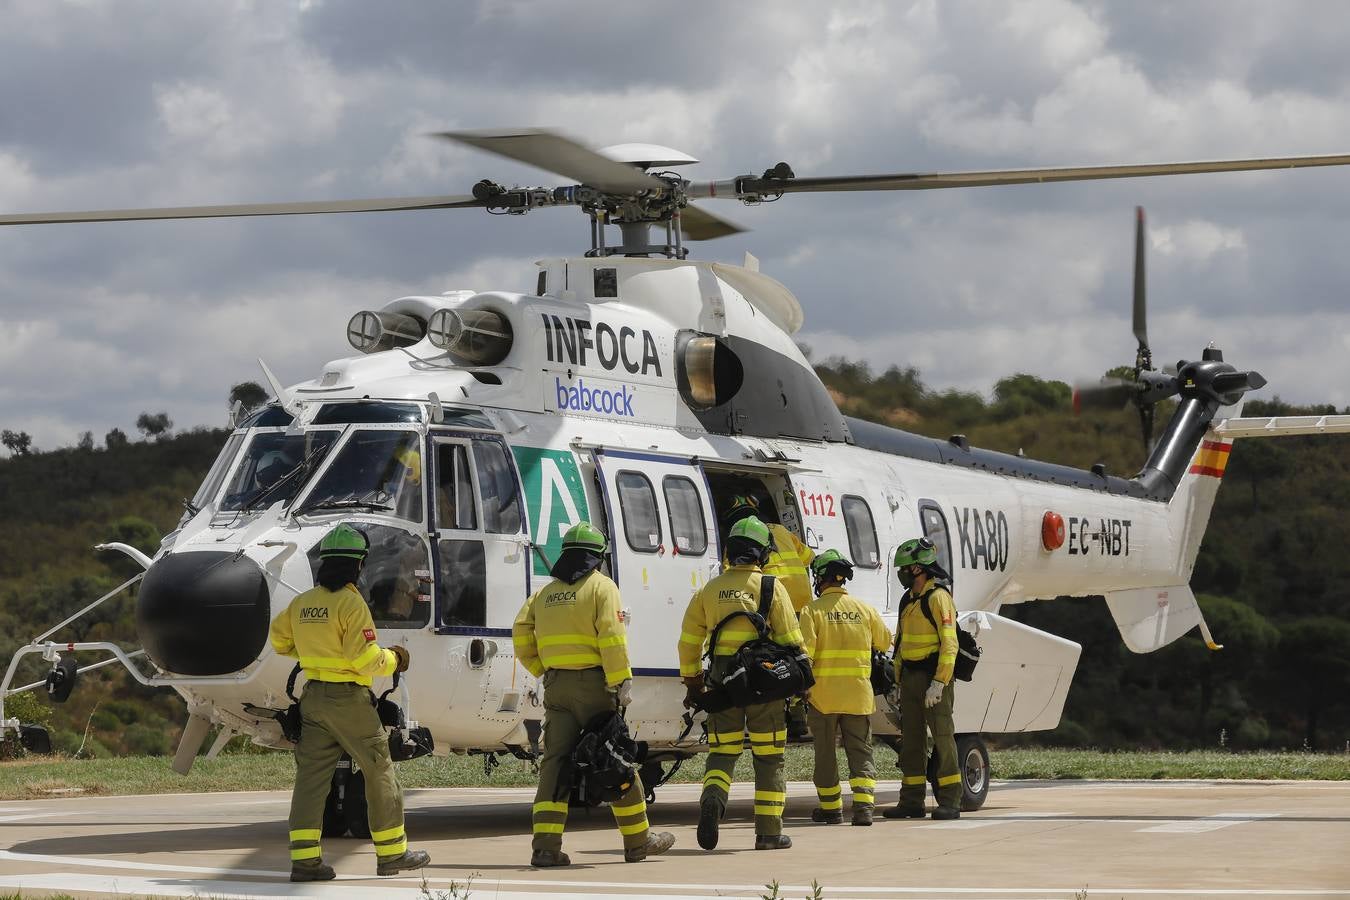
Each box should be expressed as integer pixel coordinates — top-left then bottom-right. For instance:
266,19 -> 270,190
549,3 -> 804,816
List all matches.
695,575 -> 814,711
374,671 -> 434,762
870,649 -> 897,697
276,664 -> 303,744
568,710 -> 648,805
898,586 -> 981,682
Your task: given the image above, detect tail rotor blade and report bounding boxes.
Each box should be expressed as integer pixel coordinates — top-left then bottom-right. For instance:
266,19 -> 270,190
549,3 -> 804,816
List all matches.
1133,206 -> 1148,355
1073,378 -> 1136,414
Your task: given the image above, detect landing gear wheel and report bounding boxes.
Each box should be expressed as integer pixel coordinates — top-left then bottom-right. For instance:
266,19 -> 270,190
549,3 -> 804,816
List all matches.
344,769 -> 371,839
955,734 -> 990,811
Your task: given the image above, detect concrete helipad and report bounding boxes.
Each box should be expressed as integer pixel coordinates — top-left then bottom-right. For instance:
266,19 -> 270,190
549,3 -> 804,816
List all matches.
0,779 -> 1348,898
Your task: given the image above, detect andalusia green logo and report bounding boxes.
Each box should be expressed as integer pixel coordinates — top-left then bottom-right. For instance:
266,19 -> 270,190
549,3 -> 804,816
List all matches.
510,447 -> 590,575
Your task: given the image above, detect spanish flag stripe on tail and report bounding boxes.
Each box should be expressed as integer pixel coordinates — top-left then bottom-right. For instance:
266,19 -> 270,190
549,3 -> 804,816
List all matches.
1188,439 -> 1233,478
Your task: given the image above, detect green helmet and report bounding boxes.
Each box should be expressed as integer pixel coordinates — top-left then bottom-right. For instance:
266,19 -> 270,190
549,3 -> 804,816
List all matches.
810,548 -> 854,578
724,493 -> 759,523
561,521 -> 608,554
893,537 -> 938,569
319,523 -> 369,560
727,515 -> 772,548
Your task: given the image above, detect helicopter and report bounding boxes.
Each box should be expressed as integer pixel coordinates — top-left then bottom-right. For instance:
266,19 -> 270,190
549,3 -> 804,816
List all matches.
3,129 -> 1350,823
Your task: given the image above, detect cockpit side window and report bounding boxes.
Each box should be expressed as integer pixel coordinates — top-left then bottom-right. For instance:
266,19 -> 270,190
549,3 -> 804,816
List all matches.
472,439 -> 523,535
192,432 -> 245,511
296,430 -> 424,523
435,443 -> 478,531
220,430 -> 340,512
306,524 -> 431,629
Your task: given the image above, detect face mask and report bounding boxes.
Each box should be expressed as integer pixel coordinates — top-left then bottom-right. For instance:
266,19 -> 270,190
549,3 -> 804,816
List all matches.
897,568 -> 915,589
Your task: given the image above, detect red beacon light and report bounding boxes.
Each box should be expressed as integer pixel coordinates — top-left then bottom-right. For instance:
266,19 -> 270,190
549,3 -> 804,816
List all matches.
1042,511 -> 1066,551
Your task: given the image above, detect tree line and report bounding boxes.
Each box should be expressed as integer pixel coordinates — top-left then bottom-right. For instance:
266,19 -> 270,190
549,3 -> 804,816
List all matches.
1,372 -> 1347,755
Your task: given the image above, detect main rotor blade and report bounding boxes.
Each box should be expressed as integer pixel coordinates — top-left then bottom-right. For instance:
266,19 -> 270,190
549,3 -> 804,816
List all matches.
1133,206 -> 1147,352
0,194 -> 484,226
696,152 -> 1350,197
435,129 -> 664,195
680,203 -> 746,241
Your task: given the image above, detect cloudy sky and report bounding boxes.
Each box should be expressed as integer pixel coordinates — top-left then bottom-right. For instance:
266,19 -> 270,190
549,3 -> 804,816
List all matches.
3,0 -> 1350,451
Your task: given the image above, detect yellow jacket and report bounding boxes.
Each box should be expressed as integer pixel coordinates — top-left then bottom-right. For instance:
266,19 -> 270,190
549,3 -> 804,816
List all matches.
799,586 -> 893,715
895,580 -> 959,685
513,571 -> 632,687
678,564 -> 803,678
269,584 -> 397,686
765,523 -> 815,614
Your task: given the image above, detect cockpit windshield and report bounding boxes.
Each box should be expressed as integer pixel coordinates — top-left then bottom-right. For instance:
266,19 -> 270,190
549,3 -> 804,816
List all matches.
294,429 -> 424,522
220,430 -> 340,512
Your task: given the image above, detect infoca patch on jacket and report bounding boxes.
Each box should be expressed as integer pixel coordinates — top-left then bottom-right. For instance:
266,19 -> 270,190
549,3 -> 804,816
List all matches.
543,589 -> 579,606
299,606 -> 331,623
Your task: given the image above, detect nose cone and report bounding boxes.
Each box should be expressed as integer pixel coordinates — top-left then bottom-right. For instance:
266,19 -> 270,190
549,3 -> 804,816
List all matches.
137,551 -> 271,675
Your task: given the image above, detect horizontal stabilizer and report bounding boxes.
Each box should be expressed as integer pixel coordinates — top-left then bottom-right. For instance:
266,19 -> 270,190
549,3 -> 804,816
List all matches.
1104,584 -> 1205,654
1213,414 -> 1350,438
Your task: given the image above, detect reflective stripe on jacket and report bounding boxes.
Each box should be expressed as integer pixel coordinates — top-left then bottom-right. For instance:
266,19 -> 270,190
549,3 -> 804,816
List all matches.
799,586 -> 893,715
269,584 -> 397,686
895,581 -> 959,685
512,571 -> 632,687
677,564 -> 803,678
764,524 -> 815,614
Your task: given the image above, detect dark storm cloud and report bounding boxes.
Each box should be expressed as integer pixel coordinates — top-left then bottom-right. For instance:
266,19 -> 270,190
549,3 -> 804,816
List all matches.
3,0 -> 1350,452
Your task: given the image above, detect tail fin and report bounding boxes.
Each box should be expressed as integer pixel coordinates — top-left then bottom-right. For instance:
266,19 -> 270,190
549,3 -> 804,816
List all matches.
1166,399 -> 1241,583
1105,401 -> 1241,654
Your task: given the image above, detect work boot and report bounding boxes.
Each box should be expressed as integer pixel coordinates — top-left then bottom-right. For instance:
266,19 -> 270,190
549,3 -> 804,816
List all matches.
852,806 -> 874,827
754,834 -> 793,850
290,861 -> 336,883
624,830 -> 676,862
530,848 -> 572,868
932,806 -> 961,821
376,849 -> 431,876
881,804 -> 926,819
697,794 -> 723,850
810,807 -> 843,824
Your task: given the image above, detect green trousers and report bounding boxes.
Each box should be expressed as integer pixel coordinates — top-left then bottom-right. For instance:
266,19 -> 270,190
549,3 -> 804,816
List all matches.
532,668 -> 650,853
807,706 -> 876,812
288,681 -> 407,866
702,700 -> 787,836
898,666 -> 961,811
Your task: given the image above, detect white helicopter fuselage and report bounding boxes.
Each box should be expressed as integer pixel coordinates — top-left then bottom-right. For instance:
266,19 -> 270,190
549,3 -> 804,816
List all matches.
137,255 -> 1232,762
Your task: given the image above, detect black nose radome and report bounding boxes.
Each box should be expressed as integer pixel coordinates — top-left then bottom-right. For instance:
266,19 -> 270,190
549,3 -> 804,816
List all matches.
137,551 -> 271,676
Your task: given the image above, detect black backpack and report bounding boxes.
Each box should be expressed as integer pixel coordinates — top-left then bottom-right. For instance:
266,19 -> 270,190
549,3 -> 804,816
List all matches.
696,575 -> 815,711
870,650 -> 897,697
899,585 -> 982,682
568,711 -> 647,804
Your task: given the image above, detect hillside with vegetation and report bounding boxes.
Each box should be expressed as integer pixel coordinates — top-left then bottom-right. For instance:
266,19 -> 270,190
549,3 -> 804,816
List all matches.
1,365 -> 1347,757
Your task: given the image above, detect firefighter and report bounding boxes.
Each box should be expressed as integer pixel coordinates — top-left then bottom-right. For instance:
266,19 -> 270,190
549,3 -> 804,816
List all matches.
513,522 -> 675,867
722,495 -> 814,612
722,495 -> 816,740
268,523 -> 429,882
679,515 -> 803,851
798,549 -> 893,826
883,537 -> 962,820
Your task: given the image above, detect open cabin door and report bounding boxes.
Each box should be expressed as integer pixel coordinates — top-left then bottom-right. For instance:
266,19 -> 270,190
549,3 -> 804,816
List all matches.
594,448 -> 720,673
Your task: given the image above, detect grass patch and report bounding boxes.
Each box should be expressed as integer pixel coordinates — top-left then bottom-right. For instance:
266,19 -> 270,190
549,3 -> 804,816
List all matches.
4,747 -> 1349,801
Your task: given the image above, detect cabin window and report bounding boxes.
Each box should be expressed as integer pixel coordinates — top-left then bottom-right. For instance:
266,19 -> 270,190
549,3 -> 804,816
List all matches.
616,471 -> 661,553
842,495 -> 881,568
918,501 -> 954,580
435,443 -> 478,531
295,430 -> 423,523
663,475 -> 708,556
472,439 -> 523,535
306,524 -> 431,629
